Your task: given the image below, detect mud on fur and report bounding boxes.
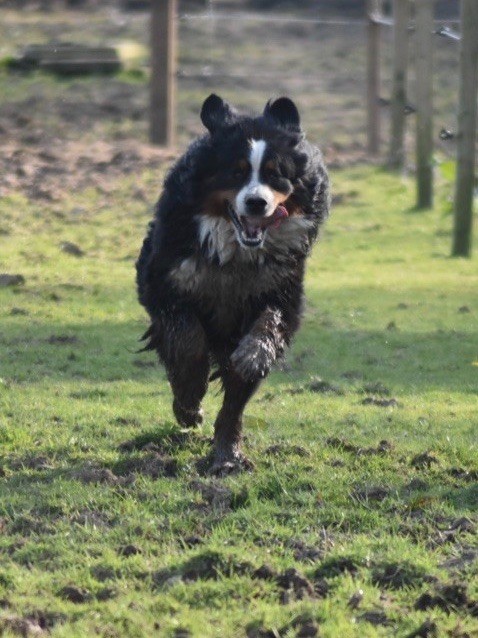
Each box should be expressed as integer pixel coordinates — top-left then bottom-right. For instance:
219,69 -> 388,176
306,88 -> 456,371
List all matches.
136,94 -> 330,475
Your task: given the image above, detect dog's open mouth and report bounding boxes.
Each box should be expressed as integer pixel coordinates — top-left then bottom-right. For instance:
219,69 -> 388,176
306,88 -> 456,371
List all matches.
227,203 -> 289,247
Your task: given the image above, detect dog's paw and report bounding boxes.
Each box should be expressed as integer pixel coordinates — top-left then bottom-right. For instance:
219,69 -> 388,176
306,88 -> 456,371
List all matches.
208,455 -> 254,477
230,335 -> 274,381
173,400 -> 203,428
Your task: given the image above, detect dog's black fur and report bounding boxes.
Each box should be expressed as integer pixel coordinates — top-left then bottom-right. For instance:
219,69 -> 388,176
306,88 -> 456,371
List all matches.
136,94 -> 329,474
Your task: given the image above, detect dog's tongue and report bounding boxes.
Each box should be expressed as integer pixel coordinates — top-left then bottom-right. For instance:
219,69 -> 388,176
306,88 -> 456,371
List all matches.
251,205 -> 289,230
269,204 -> 289,229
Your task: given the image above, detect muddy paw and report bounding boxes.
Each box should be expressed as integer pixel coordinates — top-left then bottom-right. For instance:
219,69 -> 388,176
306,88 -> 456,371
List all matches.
173,400 -> 203,428
208,455 -> 254,477
230,335 -> 272,381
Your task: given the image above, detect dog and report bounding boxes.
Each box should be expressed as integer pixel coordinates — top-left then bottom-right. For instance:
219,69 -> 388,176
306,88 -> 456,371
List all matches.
136,94 -> 329,474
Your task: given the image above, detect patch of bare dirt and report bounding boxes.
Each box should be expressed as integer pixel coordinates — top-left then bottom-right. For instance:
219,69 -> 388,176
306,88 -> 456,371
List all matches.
361,396 -> 398,408
411,451 -> 439,469
371,561 -> 434,590
153,550 -> 253,588
58,585 -> 92,603
415,582 -> 477,616
189,479 -> 233,512
325,437 -> 393,456
114,452 -> 178,479
72,464 -> 127,485
0,138 -> 171,202
357,610 -> 392,627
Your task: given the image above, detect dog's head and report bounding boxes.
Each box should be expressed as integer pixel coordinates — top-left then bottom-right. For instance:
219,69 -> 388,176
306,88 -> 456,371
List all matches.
198,94 -> 312,251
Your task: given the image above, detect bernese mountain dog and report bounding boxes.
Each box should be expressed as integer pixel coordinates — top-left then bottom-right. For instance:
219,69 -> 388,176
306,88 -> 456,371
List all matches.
136,94 -> 329,475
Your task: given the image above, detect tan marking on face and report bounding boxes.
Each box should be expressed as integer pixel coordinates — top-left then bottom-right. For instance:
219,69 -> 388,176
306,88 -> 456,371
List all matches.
284,195 -> 305,217
202,188 -> 239,218
272,189 -> 289,208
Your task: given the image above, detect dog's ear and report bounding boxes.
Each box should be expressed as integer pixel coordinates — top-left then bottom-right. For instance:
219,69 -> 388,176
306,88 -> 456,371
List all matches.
200,94 -> 237,133
264,97 -> 301,131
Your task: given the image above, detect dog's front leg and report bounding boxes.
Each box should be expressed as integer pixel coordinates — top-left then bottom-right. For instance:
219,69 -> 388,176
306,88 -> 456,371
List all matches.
230,307 -> 287,382
210,369 -> 259,475
210,308 -> 290,475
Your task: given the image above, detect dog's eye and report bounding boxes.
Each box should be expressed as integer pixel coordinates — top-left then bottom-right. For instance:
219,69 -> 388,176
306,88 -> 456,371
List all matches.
264,166 -> 281,180
232,163 -> 249,179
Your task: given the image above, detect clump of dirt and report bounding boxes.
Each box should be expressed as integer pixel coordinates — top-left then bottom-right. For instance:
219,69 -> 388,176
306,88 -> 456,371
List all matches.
314,555 -> 360,579
357,610 -> 391,626
153,550 -> 253,588
371,561 -> 433,590
59,241 -> 84,257
276,568 -> 316,600
0,274 -> 25,287
90,565 -> 119,582
246,614 -> 320,638
58,585 -> 92,604
0,615 -> 45,636
361,382 -> 391,396
405,619 -> 438,638
46,334 -> 79,345
347,590 -> 364,609
287,377 -> 344,396
252,564 -> 277,580
325,437 -> 393,456
361,396 -> 398,408
72,465 -> 126,485
117,544 -> 141,557
8,454 -> 54,471
189,479 -> 233,512
446,467 -> 478,482
181,535 -> 204,548
439,547 -> 478,573
351,484 -> 390,502
264,443 -> 309,457
415,582 -> 477,616
411,452 -> 439,469
287,539 -> 324,562
113,452 -> 178,479
118,431 -> 191,454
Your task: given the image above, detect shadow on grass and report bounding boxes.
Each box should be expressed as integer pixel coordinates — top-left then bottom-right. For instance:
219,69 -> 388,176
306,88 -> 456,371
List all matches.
0,317 -> 476,394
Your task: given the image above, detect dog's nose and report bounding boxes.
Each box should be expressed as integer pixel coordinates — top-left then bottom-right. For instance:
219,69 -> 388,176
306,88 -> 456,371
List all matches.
245,197 -> 267,215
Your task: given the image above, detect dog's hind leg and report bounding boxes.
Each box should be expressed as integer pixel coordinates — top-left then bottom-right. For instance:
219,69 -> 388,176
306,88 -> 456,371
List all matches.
153,313 -> 210,428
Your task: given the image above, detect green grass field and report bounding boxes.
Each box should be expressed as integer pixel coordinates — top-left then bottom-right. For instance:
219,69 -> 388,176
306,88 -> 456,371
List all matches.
0,162 -> 477,637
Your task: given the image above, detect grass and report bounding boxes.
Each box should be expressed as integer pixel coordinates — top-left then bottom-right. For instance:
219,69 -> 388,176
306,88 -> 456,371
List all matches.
0,163 -> 477,638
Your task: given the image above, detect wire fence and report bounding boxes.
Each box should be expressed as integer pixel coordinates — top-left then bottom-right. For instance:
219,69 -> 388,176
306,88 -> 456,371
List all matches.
174,3 -> 463,161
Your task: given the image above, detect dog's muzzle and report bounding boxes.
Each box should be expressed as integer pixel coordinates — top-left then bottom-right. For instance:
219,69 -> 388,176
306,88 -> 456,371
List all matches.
226,202 -> 289,248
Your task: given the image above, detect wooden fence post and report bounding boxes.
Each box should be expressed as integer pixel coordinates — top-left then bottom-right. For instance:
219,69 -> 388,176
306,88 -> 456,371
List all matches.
150,0 -> 177,147
415,0 -> 434,208
388,0 -> 410,169
452,0 -> 478,257
367,0 -> 381,155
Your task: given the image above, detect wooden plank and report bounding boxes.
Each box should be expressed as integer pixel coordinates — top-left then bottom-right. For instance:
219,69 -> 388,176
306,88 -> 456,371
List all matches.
367,0 -> 381,155
11,43 -> 121,74
150,0 -> 177,147
452,0 -> 478,257
388,0 -> 410,169
415,0 -> 434,208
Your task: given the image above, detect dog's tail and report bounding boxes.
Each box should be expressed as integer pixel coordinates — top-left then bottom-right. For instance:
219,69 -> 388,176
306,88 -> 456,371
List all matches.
137,323 -> 158,353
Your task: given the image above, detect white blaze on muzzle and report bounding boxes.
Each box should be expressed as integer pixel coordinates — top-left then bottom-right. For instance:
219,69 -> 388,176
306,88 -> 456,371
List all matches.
235,139 -> 276,218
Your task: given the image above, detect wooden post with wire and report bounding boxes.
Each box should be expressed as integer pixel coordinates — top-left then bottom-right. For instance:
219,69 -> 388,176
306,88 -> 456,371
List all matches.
367,0 -> 381,155
452,0 -> 478,257
388,0 -> 410,169
150,0 -> 177,147
415,0 -> 434,208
